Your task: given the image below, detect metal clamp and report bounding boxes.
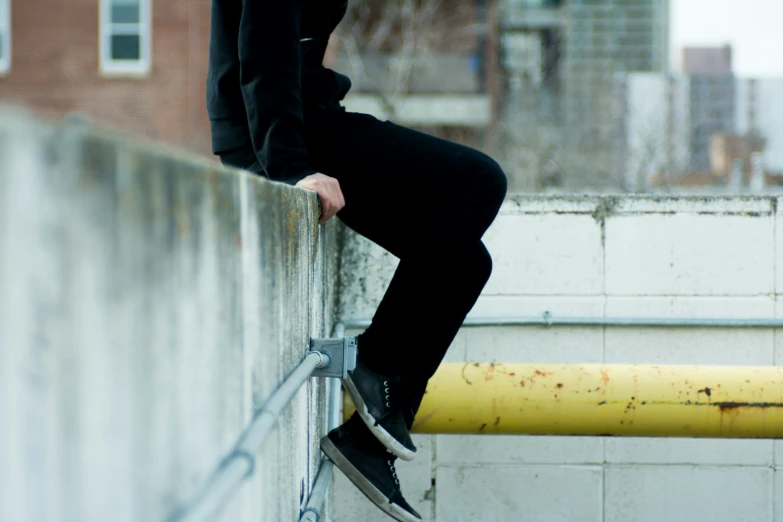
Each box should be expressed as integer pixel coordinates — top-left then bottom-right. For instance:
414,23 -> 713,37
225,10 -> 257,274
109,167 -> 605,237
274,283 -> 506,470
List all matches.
309,337 -> 357,379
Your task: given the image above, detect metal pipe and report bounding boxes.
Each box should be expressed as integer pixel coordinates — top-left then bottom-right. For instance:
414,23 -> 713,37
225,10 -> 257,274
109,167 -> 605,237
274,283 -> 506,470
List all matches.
344,362 -> 783,438
168,351 -> 326,522
340,314 -> 783,330
299,458 -> 335,522
329,322 -> 346,430
298,322 -> 346,522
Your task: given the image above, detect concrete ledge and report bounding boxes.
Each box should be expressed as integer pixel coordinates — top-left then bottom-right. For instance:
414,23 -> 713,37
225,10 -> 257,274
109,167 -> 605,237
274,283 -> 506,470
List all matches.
0,108 -> 338,522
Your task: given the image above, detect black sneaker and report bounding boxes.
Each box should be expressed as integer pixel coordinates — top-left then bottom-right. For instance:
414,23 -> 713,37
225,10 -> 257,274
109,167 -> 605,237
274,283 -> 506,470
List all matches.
321,421 -> 423,522
343,357 -> 417,460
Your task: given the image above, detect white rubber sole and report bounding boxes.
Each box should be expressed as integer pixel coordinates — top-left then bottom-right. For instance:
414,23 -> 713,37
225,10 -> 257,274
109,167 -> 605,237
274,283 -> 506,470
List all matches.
321,437 -> 422,522
343,375 -> 416,461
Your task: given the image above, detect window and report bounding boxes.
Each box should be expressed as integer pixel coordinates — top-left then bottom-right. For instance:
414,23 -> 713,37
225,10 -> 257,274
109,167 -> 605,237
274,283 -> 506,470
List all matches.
100,0 -> 151,75
0,0 -> 10,74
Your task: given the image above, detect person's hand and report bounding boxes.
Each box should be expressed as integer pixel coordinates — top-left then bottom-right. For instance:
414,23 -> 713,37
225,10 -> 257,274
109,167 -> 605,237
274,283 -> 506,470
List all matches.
295,173 -> 345,224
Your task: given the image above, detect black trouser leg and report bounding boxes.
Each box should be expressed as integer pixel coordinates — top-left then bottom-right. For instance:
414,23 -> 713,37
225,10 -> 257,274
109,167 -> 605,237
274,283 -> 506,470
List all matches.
220,107 -> 508,426
304,107 -> 507,424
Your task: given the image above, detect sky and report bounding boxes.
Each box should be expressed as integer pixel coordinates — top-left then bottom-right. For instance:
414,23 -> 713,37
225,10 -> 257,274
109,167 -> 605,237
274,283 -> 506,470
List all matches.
671,0 -> 783,77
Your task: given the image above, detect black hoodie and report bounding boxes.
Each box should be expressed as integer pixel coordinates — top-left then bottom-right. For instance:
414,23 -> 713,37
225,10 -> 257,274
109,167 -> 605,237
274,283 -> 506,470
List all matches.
207,0 -> 352,185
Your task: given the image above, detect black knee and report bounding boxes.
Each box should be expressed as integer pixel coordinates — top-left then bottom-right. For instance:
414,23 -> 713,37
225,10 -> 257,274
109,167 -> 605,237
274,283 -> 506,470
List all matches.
486,158 -> 508,209
464,241 -> 493,290
476,155 -> 508,210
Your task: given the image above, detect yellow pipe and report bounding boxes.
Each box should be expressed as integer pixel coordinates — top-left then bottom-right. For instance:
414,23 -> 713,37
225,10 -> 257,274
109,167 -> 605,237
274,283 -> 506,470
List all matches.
343,363 -> 783,437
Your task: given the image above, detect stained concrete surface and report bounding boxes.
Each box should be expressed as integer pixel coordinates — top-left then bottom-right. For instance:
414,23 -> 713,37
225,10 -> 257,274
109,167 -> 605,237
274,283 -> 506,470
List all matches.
0,109 -> 339,522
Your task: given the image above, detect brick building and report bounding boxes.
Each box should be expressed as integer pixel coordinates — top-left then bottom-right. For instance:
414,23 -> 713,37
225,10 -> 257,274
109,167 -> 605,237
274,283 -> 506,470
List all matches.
0,0 -> 213,156
0,0 -> 498,161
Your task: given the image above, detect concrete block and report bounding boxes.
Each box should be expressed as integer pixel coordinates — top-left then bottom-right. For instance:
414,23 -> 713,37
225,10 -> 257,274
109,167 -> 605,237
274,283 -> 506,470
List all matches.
769,302 -> 783,468
332,435 -> 434,522
612,196 -> 774,215
605,328 -> 773,366
777,332 -> 783,368
437,434 -> 603,465
775,468 -> 783,522
500,195 -> 601,215
338,231 -> 399,320
775,200 -> 783,294
435,464 -> 602,522
605,465 -> 772,522
605,295 -> 775,319
482,214 -> 603,296
605,214 -> 774,296
332,473 -> 413,522
444,330 -> 469,362
463,325 -> 603,365
468,295 -> 605,320
606,438 -> 772,466
775,299 -> 783,367
464,297 -> 605,363
604,297 -> 774,365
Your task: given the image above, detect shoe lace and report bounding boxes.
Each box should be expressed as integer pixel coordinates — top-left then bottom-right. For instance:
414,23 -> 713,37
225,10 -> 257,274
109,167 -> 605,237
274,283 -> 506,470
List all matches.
386,451 -> 399,486
383,379 -> 392,409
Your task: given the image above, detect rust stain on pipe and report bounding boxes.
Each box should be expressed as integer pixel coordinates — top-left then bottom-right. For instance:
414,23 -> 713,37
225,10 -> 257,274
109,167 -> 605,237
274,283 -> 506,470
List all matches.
412,408 -> 440,429
461,363 -> 473,385
715,401 -> 783,411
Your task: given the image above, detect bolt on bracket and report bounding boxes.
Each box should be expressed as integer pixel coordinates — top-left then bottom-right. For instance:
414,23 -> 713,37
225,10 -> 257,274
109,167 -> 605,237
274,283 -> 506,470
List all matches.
309,337 -> 357,379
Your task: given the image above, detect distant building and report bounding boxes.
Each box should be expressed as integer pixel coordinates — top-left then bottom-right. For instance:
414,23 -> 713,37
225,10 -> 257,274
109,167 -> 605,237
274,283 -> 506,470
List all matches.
736,78 -> 783,175
0,0 -> 213,156
613,73 -> 690,191
500,0 -> 671,190
682,45 -> 736,172
709,133 -> 765,177
605,43 -> 782,192
682,45 -> 733,75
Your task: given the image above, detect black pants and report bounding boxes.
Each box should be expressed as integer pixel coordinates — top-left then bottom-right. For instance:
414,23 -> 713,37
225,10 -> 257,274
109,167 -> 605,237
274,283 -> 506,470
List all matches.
220,105 -> 507,423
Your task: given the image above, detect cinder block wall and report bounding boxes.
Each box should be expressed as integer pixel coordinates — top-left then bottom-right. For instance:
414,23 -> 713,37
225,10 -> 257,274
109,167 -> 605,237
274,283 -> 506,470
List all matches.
0,110 -> 339,522
335,195 -> 783,522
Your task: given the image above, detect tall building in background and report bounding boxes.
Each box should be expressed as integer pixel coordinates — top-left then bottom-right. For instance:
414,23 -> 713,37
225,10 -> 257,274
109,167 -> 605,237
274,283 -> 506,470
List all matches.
682,45 -> 732,74
501,0 -> 670,190
681,45 -> 736,172
736,78 -> 783,176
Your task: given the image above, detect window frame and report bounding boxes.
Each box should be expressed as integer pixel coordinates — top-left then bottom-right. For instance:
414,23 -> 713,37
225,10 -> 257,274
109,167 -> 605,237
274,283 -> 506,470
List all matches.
99,0 -> 151,76
0,0 -> 11,75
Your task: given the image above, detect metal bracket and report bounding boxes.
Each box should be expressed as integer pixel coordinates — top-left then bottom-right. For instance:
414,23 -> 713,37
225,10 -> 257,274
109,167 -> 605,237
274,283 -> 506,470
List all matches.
309,337 -> 357,379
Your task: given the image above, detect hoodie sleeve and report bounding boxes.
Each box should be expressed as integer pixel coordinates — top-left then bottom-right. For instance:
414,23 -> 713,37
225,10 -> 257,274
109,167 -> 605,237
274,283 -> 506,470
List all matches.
238,0 -> 316,186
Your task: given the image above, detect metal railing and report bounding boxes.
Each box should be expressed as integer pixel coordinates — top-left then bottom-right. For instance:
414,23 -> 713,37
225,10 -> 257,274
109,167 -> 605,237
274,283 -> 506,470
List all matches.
342,313 -> 783,330
299,458 -> 335,522
166,350 -> 332,522
165,322 -> 347,522
298,322 -> 346,522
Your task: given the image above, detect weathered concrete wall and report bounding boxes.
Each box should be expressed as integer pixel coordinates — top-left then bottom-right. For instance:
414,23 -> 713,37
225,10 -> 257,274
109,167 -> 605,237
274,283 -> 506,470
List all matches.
335,194 -> 783,522
0,109 -> 339,522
